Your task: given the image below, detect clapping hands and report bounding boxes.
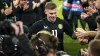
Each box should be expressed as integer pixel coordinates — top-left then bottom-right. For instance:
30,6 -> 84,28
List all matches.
75,28 -> 89,44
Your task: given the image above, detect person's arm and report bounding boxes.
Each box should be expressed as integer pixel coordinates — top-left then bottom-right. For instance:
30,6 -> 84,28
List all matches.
86,31 -> 97,37
36,0 -> 46,8
75,28 -> 97,44
94,31 -> 100,39
28,20 -> 43,39
75,28 -> 97,38
32,1 -> 37,9
11,21 -> 36,56
63,19 -> 76,39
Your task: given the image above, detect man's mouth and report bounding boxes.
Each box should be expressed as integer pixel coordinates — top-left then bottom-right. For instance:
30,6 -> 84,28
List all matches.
50,17 -> 55,19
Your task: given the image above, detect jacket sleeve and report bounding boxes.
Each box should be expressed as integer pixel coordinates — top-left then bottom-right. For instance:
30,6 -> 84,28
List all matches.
12,34 -> 36,56
28,20 -> 43,39
63,20 -> 76,39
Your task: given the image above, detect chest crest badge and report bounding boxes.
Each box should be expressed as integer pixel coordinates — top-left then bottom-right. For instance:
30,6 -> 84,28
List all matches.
58,24 -> 63,29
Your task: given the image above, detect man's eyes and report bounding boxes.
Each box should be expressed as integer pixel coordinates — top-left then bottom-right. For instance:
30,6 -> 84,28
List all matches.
49,12 -> 56,14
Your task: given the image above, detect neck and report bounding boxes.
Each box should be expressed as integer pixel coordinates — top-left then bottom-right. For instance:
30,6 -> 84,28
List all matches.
47,17 -> 56,23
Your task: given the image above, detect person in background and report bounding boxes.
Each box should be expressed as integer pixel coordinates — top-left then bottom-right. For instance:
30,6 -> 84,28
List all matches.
81,39 -> 100,56
62,0 -> 72,27
75,15 -> 100,44
0,20 -> 36,56
30,30 -> 58,56
62,0 -> 88,30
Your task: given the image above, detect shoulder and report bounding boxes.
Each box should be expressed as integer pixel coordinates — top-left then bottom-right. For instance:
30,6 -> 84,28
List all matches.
57,17 -> 67,23
33,19 -> 43,25
56,17 -> 64,21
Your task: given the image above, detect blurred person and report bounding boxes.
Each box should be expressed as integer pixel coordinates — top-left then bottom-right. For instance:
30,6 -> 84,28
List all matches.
62,0 -> 72,27
21,0 -> 37,27
69,0 -> 88,30
0,0 -> 26,21
83,0 -> 98,31
0,0 -> 12,20
29,2 -> 76,51
11,21 -> 36,56
0,20 -> 36,56
94,0 -> 100,11
81,9 -> 97,31
33,0 -> 46,21
31,30 -> 70,56
75,15 -> 100,44
76,2 -> 100,55
62,0 -> 88,30
77,29 -> 100,56
30,30 -> 58,56
81,39 -> 100,56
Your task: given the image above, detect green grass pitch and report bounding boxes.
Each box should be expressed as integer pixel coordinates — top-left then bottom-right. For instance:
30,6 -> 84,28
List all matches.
53,0 -> 88,56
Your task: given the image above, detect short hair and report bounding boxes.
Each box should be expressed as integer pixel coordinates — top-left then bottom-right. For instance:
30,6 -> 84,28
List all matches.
45,2 -> 57,10
96,15 -> 100,25
88,39 -> 100,56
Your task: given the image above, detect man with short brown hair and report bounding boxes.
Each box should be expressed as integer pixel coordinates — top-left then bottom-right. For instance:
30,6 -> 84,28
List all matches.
29,2 -> 75,51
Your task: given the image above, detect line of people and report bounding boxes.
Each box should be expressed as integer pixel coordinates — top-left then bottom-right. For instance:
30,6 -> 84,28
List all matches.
75,0 -> 100,56
62,0 -> 100,31
0,0 -> 51,27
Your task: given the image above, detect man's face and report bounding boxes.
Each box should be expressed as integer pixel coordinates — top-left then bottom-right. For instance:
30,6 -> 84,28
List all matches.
94,0 -> 100,9
19,0 -> 27,6
45,8 -> 57,23
13,0 -> 19,6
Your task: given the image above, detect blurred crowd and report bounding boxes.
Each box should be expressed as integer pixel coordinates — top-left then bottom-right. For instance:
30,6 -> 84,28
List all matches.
0,0 -> 100,56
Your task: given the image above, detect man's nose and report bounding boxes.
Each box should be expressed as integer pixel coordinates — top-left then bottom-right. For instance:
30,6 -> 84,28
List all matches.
51,14 -> 56,16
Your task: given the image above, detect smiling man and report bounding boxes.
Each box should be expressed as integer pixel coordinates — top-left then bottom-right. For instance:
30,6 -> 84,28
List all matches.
29,2 -> 76,51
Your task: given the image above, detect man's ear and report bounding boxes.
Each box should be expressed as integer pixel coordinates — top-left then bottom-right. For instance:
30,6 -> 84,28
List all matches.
44,10 -> 47,14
